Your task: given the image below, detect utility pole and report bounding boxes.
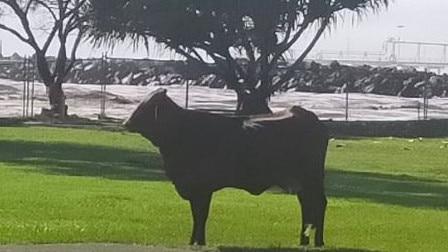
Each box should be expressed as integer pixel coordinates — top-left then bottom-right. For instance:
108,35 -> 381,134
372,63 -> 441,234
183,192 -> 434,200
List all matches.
397,25 -> 404,60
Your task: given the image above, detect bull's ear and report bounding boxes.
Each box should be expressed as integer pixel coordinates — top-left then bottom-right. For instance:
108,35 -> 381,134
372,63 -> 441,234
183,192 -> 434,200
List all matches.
155,88 -> 168,96
154,105 -> 159,121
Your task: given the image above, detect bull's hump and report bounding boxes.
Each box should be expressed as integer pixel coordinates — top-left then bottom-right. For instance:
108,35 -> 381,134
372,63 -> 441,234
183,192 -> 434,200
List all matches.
248,109 -> 294,122
134,88 -> 168,110
142,88 -> 167,103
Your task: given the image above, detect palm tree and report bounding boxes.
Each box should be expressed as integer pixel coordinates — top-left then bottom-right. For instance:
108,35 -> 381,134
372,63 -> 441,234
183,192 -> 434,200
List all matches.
88,0 -> 390,114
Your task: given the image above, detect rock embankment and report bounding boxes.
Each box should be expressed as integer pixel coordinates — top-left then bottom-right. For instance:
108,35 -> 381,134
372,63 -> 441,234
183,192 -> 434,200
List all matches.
284,61 -> 448,98
1,58 -> 447,98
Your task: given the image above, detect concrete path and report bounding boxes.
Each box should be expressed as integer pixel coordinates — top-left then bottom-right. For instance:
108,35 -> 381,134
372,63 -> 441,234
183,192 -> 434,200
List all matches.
0,243 -> 208,252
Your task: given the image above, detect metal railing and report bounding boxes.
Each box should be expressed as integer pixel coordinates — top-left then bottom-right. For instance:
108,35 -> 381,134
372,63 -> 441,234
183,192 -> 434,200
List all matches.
0,55 -> 447,122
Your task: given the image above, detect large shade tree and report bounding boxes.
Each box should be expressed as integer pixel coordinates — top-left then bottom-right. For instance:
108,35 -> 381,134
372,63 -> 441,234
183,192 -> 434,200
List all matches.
89,0 -> 389,114
0,0 -> 88,118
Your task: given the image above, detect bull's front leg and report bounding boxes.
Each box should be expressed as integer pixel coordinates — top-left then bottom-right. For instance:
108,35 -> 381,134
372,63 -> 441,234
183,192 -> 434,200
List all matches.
188,192 -> 212,246
297,194 -> 311,246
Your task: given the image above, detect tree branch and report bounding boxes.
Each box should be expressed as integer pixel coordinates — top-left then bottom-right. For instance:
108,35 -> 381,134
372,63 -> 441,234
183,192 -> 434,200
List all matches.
189,48 -> 208,65
271,17 -> 330,92
65,0 -> 87,18
64,30 -> 83,76
42,20 -> 60,53
0,1 -> 40,49
24,0 -> 34,16
34,0 -> 58,20
268,18 -> 311,72
174,46 -> 214,72
178,41 -> 247,84
242,36 -> 257,85
0,23 -> 29,44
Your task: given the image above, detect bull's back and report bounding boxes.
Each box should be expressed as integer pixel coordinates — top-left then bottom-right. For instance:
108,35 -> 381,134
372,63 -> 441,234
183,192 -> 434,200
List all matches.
161,106 -> 328,196
246,106 -> 327,159
241,106 -> 328,189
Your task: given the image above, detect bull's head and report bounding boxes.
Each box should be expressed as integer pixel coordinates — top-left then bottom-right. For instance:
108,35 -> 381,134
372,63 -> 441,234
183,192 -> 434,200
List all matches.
123,88 -> 175,146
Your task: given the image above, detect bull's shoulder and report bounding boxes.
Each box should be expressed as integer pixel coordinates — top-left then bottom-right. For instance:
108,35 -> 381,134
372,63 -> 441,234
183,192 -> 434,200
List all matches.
167,109 -> 245,146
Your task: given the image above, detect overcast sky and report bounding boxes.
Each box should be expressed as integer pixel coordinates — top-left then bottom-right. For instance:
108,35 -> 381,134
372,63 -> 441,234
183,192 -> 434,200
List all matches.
1,0 -> 447,59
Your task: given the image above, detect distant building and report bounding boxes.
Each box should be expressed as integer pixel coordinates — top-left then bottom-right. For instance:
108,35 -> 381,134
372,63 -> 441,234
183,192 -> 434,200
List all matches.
10,52 -> 21,61
0,40 -> 25,60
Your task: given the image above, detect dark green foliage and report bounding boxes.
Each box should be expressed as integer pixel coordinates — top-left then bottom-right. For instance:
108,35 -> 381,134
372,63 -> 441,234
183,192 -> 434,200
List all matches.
88,0 -> 389,113
89,0 -> 388,52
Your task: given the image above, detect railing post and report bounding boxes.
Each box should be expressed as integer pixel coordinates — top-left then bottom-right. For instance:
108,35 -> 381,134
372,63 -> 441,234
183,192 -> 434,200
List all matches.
30,56 -> 35,117
100,53 -> 107,120
22,57 -> 26,118
185,80 -> 190,109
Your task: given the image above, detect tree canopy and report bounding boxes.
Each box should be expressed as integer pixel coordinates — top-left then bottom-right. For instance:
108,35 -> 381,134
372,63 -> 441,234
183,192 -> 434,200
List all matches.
89,0 -> 389,114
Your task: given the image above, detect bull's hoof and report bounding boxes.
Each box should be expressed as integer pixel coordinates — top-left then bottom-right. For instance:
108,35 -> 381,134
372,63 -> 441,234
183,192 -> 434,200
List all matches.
189,244 -> 206,250
314,240 -> 325,247
300,236 -> 310,246
189,240 -> 206,246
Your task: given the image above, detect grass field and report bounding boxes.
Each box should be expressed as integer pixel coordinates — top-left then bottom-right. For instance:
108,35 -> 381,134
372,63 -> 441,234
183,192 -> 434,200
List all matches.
0,126 -> 447,251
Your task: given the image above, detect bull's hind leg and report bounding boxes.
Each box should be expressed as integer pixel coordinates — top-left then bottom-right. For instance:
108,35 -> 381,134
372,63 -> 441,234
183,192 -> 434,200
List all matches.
297,194 -> 311,246
188,192 -> 212,246
297,188 -> 327,247
314,192 -> 327,247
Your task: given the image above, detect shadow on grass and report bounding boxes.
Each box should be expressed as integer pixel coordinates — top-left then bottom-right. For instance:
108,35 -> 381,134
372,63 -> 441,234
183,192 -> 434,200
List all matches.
217,247 -> 383,252
2,139 -> 447,210
326,169 -> 448,210
0,139 -> 167,181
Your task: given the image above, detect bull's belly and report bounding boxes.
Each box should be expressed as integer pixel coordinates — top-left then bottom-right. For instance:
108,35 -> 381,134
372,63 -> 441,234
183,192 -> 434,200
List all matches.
163,155 -> 310,199
169,166 -> 304,198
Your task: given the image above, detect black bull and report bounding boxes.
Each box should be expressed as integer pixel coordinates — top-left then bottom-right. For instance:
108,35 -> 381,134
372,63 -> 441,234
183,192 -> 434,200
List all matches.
124,88 -> 329,247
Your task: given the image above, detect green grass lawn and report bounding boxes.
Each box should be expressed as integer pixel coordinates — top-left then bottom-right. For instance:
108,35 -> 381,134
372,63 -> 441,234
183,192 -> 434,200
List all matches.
0,126 -> 447,251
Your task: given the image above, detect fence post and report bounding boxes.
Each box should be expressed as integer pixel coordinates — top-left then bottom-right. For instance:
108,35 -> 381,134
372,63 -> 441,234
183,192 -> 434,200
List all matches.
345,84 -> 349,121
30,56 -> 35,117
185,80 -> 190,109
184,61 -> 189,109
423,84 -> 429,120
100,53 -> 107,119
22,57 -> 26,117
22,56 -> 33,118
422,70 -> 429,120
417,102 -> 421,120
26,57 -> 29,117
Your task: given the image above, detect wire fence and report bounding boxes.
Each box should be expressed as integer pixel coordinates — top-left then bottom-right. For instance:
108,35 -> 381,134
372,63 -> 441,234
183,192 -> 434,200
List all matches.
0,56 -> 447,122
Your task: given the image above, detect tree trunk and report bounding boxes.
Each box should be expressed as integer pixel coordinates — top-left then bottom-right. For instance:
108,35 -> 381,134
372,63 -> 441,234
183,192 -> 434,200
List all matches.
35,52 -> 67,119
236,90 -> 272,115
49,83 -> 67,120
